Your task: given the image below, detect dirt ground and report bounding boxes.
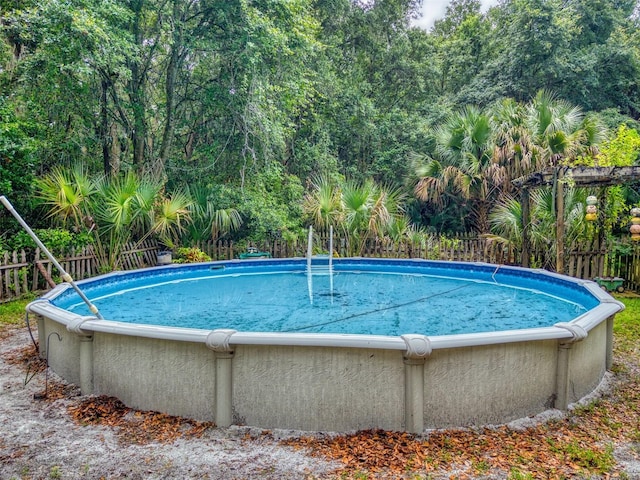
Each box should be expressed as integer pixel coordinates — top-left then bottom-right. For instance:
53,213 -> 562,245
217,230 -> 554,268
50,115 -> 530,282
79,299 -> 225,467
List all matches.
1,324 -> 640,480
0,326 -> 341,480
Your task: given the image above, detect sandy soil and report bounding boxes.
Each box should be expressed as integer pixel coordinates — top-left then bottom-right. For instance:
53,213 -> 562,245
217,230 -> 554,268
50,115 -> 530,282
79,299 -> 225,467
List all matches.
2,325 -> 640,480
0,326 -> 340,480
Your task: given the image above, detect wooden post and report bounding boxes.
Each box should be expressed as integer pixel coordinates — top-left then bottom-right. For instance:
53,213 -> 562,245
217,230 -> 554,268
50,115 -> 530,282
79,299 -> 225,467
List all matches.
555,169 -> 565,274
521,188 -> 530,268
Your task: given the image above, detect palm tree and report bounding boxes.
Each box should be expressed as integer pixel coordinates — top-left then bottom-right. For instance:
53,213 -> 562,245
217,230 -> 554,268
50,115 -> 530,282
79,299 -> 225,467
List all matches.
150,190 -> 193,247
341,180 -> 407,255
489,188 -> 588,269
414,106 -> 504,232
184,183 -> 242,243
492,91 -> 607,180
90,171 -> 170,270
523,90 -> 608,271
37,167 -> 194,271
491,97 -> 536,185
36,165 -> 96,230
525,89 -> 589,168
303,175 -> 411,256
413,92 -> 608,240
302,176 -> 342,230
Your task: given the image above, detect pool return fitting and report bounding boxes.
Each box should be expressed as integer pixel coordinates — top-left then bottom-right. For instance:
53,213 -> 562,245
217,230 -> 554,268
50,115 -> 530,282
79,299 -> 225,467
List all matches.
0,195 -> 103,319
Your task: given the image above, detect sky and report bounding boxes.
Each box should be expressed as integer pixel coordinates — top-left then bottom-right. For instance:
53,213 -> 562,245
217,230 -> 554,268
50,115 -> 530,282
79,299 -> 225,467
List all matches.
412,0 -> 499,30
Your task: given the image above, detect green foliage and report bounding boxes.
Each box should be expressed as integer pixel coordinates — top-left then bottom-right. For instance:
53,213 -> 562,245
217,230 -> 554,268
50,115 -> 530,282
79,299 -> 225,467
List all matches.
35,167 -> 192,270
1,0 -> 133,172
0,297 -> 33,326
173,247 -> 211,264
489,187 -> 589,267
183,183 -> 242,243
613,296 -> 640,355
303,176 -> 343,229
571,124 -> 640,234
303,174 -> 413,255
234,166 -> 305,243
597,125 -> 640,166
49,465 -> 62,479
508,469 -> 535,480
8,228 -> 90,255
2,0 -> 640,244
0,97 -> 38,235
548,440 -> 615,473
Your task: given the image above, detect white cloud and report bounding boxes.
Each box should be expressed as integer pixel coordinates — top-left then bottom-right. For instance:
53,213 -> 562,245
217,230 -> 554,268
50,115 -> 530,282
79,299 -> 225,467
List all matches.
412,0 -> 450,30
412,0 -> 499,31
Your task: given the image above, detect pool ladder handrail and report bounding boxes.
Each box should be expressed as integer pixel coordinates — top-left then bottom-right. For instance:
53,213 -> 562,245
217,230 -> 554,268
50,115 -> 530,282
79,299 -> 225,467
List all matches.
306,225 -> 334,303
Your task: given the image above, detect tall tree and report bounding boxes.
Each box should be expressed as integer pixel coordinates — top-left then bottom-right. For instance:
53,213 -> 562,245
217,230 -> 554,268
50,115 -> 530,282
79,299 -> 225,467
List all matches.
481,0 -> 570,102
431,0 -> 490,101
1,0 -> 134,175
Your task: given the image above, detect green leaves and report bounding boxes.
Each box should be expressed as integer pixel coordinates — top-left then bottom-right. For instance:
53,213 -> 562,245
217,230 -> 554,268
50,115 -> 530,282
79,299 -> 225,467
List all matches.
36,165 -> 94,228
184,183 -> 242,242
596,125 -> 640,167
303,175 -> 410,255
302,176 -> 342,230
35,167 -> 195,269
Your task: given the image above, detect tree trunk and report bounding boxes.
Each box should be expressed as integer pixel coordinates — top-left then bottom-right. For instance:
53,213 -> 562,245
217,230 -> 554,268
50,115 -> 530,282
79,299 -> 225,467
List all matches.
129,0 -> 147,172
100,78 -> 111,176
158,1 -> 184,177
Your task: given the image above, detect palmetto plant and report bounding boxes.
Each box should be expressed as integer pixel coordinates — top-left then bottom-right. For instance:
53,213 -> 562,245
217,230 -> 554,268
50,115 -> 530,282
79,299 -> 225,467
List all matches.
302,176 -> 342,230
413,91 -> 608,236
491,98 -> 536,183
37,167 -> 193,271
304,176 -> 410,256
184,184 -> 242,243
37,165 -> 96,228
488,187 -> 588,268
525,89 -> 591,167
414,106 -> 505,233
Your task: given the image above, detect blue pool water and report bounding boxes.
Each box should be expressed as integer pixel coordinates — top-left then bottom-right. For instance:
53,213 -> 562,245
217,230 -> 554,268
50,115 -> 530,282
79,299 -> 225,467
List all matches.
50,260 -> 599,337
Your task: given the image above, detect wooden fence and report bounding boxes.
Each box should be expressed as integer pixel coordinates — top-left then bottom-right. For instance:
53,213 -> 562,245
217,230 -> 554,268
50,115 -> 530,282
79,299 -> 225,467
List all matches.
2,235 -> 640,303
0,239 -> 160,302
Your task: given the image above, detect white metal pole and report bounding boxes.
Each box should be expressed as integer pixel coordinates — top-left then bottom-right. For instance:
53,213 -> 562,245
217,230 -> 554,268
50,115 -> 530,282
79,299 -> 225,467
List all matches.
307,226 -> 313,303
329,225 -> 334,298
0,196 -> 103,319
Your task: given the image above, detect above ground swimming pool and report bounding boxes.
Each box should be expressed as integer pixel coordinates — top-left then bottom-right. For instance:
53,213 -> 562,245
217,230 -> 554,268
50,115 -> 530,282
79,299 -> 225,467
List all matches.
27,258 -> 624,433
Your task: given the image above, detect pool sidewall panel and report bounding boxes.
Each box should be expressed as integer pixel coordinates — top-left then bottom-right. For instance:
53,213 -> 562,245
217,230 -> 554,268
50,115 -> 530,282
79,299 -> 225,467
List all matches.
38,320 -> 610,432
232,345 -> 405,431
92,333 -> 217,421
567,321 -> 607,403
423,340 -> 558,428
43,317 -> 82,386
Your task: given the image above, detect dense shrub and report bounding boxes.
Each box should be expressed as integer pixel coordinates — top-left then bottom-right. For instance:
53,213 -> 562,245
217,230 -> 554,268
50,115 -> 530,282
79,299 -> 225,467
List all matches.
8,229 -> 92,256
173,247 -> 212,263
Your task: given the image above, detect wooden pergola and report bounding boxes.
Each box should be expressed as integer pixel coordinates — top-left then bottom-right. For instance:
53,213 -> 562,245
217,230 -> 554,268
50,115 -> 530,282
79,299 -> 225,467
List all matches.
512,166 -> 640,272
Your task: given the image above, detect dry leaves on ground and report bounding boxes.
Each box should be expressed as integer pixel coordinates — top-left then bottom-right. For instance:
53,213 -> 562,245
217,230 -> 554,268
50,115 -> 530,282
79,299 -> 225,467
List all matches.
5,342 -> 640,479
283,368 -> 640,479
67,395 -> 214,444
